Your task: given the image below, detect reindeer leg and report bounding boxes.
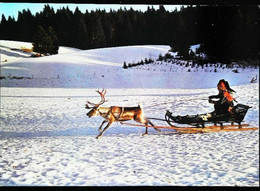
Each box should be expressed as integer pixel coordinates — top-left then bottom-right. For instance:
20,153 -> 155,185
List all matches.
141,118 -> 159,136
142,127 -> 148,136
98,120 -> 107,133
96,121 -> 113,139
142,119 -> 160,135
148,120 -> 161,132
142,122 -> 149,136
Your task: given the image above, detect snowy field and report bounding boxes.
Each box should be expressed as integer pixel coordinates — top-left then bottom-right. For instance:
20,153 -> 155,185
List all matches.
0,40 -> 259,186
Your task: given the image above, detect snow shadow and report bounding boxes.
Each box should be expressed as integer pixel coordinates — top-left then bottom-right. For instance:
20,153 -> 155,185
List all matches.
0,126 -> 177,139
0,48 -> 31,59
0,127 -> 91,138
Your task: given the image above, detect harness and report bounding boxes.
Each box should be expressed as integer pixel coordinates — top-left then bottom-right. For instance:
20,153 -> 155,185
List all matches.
96,108 -> 109,118
97,106 -> 125,120
111,107 -> 124,120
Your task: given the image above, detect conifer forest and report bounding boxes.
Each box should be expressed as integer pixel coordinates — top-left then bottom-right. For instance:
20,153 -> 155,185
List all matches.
0,5 -> 259,64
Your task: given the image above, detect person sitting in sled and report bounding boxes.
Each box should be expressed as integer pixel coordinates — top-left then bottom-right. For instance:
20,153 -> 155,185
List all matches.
208,79 -> 236,115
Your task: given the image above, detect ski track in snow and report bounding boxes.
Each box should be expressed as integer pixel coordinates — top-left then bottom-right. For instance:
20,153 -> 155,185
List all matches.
0,41 -> 259,186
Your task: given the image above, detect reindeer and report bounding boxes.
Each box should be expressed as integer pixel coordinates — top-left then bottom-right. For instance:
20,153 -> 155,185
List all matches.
85,89 -> 160,139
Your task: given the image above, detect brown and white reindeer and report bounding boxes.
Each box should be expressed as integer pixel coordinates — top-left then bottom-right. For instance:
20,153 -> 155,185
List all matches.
85,89 -> 160,139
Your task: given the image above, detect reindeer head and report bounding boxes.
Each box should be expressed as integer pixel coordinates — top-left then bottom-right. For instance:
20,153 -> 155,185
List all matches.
85,89 -> 107,118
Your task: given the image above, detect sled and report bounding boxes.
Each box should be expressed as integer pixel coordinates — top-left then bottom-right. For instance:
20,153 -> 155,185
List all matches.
164,104 -> 258,133
121,104 -> 257,134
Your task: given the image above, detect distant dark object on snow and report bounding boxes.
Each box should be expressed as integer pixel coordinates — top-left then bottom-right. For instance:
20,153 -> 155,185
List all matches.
250,75 -> 257,83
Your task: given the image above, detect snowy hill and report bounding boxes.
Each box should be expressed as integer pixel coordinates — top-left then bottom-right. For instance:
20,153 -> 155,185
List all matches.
1,40 -> 258,88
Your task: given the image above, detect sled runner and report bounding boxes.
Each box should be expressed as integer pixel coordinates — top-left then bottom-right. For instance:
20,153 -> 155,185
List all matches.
164,104 -> 258,133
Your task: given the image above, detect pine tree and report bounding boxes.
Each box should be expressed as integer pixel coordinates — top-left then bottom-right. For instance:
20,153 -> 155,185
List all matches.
72,7 -> 89,49
16,9 -> 34,41
90,12 -> 106,48
32,25 -> 57,55
0,15 -> 7,39
48,26 -> 59,54
55,7 -> 73,46
33,25 -> 47,54
101,11 -> 114,46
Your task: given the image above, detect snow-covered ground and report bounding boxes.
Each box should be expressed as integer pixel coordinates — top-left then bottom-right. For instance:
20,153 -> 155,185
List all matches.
0,40 -> 259,186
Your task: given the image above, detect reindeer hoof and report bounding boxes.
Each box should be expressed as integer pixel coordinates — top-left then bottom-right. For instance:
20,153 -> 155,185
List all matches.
155,128 -> 161,132
96,135 -> 102,139
142,133 -> 148,136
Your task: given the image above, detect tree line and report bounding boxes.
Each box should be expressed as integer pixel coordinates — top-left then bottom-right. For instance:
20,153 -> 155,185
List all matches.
0,5 -> 259,64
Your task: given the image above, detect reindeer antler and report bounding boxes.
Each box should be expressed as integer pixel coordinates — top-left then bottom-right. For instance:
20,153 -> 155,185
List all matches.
85,89 -> 107,109
96,89 -> 107,104
85,101 -> 95,109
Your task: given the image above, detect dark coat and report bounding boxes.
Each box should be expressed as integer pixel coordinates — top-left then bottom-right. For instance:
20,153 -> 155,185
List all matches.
209,90 -> 234,114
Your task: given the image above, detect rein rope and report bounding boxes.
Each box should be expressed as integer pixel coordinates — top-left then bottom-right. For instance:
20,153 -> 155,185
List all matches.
143,95 -> 239,110
143,98 -> 209,110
